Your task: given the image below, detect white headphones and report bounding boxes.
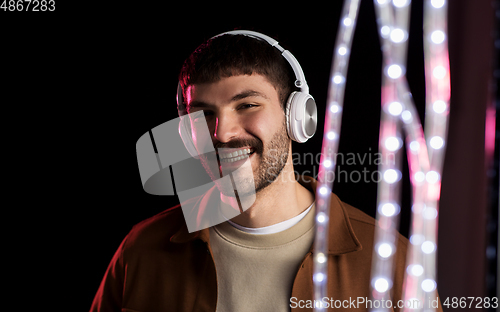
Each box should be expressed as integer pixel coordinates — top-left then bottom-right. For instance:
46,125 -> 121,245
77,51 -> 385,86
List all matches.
177,30 -> 318,158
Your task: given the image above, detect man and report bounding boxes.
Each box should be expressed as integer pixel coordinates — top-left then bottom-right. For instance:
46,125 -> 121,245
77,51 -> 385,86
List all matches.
91,31 -> 441,312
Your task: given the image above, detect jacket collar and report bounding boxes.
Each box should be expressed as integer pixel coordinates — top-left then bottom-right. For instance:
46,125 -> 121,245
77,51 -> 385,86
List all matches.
171,175 -> 362,255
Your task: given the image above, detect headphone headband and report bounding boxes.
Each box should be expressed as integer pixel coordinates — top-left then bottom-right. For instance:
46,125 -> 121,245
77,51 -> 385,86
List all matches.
214,30 -> 309,93
177,30 -> 310,115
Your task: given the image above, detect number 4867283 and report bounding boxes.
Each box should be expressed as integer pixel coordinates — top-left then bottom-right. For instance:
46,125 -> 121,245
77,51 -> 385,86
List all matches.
1,0 -> 55,11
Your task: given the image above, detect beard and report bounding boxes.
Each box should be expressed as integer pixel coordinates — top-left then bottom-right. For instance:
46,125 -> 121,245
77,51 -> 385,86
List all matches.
198,119 -> 291,197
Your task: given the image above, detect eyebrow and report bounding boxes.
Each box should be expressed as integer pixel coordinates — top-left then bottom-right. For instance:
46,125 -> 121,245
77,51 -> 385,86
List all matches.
188,89 -> 270,111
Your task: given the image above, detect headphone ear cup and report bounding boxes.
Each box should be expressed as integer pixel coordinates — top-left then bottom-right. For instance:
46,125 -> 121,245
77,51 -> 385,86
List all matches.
178,116 -> 200,159
286,91 -> 318,143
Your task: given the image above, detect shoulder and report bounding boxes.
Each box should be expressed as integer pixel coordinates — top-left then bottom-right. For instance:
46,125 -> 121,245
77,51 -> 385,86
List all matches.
121,196 -> 200,252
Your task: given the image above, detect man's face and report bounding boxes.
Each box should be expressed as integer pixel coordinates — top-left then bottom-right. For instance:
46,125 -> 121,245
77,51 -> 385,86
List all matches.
185,74 -> 291,196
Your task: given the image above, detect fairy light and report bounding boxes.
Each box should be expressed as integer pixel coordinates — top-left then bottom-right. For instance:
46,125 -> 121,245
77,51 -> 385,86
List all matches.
313,1 -> 361,310
388,101 -> 404,115
378,243 -> 394,258
390,28 -> 407,43
408,264 -> 424,276
421,241 -> 436,254
387,64 -> 404,78
373,277 -> 390,293
430,30 -> 446,44
314,0 -> 449,310
421,279 -> 437,292
401,110 -> 412,122
370,1 -> 450,311
432,65 -> 447,79
330,103 -> 341,113
429,136 -> 444,149
327,131 -> 337,140
432,100 -> 446,113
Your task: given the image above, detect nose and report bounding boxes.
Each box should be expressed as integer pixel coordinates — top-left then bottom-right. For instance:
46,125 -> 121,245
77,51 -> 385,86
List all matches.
213,113 -> 241,143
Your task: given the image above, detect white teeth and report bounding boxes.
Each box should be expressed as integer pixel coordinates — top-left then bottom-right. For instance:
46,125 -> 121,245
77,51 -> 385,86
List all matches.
219,153 -> 250,163
218,148 -> 253,161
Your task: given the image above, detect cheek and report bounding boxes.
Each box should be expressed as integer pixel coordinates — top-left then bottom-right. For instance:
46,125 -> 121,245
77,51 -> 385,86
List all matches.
244,110 -> 286,138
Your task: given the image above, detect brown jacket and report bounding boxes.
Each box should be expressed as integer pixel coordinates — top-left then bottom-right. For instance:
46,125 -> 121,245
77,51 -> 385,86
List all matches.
91,176 -> 442,312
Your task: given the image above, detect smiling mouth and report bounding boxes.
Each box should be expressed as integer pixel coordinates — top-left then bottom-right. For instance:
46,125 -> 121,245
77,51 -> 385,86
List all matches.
218,148 -> 255,163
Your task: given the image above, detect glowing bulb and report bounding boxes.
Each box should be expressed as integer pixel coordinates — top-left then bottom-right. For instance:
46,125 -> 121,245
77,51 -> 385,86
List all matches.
409,140 -> 420,151
385,136 -> 401,151
317,213 -> 327,223
433,100 -> 447,113
433,66 -> 447,79
327,131 -> 337,140
431,30 -> 446,44
388,101 -> 403,116
408,264 -> 424,276
431,0 -> 445,8
387,64 -> 403,79
380,203 -> 398,217
314,273 -> 325,282
374,278 -> 390,293
390,28 -> 406,43
343,17 -> 352,26
323,159 -> 332,168
332,74 -> 344,84
338,46 -> 348,56
426,171 -> 440,183
414,171 -> 425,182
401,110 -> 412,123
316,253 -> 327,263
421,279 -> 437,292
330,103 -> 341,113
421,241 -> 436,254
319,186 -> 329,195
381,26 -> 390,37
377,0 -> 388,4
430,136 -> 444,149
423,207 -> 438,219
410,234 -> 424,245
378,243 -> 393,258
393,0 -> 409,7
383,169 -> 399,184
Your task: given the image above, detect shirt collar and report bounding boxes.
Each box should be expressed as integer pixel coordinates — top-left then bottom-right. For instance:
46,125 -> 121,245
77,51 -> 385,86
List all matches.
170,175 -> 362,255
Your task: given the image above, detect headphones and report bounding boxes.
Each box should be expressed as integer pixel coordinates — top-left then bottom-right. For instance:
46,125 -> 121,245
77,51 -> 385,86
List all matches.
177,30 -> 318,158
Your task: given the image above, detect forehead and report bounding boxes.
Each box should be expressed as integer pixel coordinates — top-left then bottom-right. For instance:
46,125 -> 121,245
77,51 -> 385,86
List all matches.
185,74 -> 280,106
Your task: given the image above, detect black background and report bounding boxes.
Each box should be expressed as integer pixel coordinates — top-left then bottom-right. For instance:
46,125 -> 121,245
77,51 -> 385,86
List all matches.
3,0 -> 495,310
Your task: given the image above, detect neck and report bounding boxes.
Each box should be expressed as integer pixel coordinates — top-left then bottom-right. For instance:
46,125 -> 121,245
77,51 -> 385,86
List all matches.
223,155 -> 314,228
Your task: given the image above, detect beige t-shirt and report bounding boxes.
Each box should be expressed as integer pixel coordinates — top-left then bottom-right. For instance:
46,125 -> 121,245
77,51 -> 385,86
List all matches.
209,204 -> 316,312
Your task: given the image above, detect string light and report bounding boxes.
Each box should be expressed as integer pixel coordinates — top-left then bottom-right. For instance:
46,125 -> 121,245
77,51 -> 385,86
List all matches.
313,1 -> 361,310
314,1 -> 449,310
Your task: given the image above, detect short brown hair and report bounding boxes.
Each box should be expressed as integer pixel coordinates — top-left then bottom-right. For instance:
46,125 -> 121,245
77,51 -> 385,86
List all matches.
178,34 -> 296,114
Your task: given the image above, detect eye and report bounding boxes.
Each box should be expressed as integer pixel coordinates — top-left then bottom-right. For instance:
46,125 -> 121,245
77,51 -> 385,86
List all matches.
239,103 -> 258,110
